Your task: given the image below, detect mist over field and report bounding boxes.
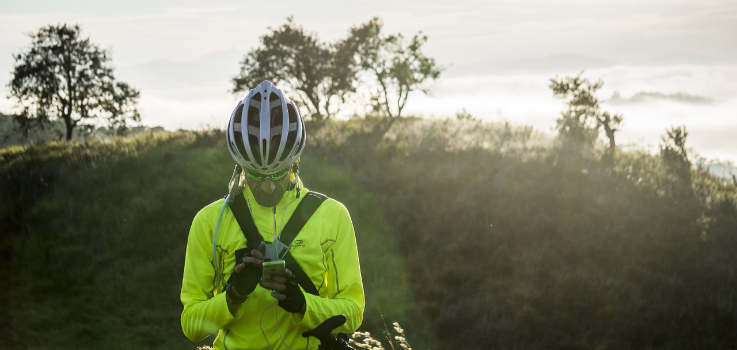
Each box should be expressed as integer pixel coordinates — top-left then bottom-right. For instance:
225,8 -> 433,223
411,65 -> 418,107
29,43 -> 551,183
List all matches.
411,62 -> 737,163
36,54 -> 732,164
2,47 -> 735,173
2,0 -> 735,163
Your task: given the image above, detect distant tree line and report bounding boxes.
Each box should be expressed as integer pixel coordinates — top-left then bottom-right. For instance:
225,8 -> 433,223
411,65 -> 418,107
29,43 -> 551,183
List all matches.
3,18 -> 442,144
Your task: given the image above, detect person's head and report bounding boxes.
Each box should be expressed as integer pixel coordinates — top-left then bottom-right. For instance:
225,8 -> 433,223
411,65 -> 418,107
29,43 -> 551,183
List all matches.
226,80 -> 305,207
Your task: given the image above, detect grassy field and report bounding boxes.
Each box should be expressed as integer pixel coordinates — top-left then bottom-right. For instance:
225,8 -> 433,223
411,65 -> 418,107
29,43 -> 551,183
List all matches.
2,117 -> 737,349
0,128 -> 423,349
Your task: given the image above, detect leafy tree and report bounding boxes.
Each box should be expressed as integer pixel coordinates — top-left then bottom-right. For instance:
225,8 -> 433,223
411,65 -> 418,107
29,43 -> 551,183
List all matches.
7,24 -> 141,140
349,17 -> 442,118
232,17 -> 358,120
103,82 -> 141,136
549,73 -> 622,160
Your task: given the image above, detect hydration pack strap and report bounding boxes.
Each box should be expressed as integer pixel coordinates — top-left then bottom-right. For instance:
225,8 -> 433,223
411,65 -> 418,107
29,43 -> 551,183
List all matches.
228,191 -> 328,296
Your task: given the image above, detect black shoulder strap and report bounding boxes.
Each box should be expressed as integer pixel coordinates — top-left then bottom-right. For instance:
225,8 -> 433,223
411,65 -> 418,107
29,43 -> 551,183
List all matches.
282,191 -> 327,296
229,192 -> 262,251
228,191 -> 328,296
279,191 -> 327,245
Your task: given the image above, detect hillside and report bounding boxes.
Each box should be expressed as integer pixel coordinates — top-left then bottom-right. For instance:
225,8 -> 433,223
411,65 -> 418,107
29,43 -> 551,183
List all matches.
2,118 -> 737,349
0,128 -> 420,349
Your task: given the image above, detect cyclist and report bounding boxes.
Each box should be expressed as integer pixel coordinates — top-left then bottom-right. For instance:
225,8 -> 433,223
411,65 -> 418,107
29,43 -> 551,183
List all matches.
180,80 -> 365,349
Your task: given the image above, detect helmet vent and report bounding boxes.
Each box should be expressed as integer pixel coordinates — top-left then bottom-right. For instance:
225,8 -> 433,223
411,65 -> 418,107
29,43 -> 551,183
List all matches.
262,139 -> 268,166
233,103 -> 244,126
281,103 -> 300,161
248,133 -> 259,162
247,105 -> 259,131
232,104 -> 249,162
269,136 -> 279,164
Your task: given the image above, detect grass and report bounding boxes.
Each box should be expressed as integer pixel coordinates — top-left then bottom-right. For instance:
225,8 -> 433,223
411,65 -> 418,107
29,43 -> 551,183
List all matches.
306,117 -> 737,349
1,127 -> 427,349
2,117 -> 737,349
2,131 -> 224,349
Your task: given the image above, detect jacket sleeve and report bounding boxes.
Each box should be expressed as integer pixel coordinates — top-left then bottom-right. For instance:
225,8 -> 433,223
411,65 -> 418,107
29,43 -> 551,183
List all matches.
294,201 -> 365,333
180,208 -> 243,342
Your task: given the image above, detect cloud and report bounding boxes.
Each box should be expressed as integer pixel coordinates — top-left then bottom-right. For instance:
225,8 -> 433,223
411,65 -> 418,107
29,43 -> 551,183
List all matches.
606,91 -> 715,105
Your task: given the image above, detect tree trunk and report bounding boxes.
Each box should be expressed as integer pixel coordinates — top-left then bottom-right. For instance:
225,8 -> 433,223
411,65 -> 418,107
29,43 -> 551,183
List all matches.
63,115 -> 74,141
306,91 -> 323,120
602,124 -> 616,166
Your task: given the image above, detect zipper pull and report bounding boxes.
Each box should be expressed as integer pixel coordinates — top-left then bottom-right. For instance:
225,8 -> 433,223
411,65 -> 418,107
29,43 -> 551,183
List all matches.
273,207 -> 278,241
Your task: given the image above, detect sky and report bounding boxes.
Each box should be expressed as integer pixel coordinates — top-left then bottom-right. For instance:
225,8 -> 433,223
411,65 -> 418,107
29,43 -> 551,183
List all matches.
1,0 -> 736,163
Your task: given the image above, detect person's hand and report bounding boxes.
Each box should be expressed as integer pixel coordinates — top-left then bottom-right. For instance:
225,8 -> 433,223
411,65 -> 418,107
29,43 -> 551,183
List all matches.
226,244 -> 265,305
261,269 -> 306,313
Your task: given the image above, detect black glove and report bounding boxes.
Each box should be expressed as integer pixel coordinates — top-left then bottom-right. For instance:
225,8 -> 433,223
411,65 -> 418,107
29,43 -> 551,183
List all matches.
226,249 -> 262,304
278,278 -> 306,313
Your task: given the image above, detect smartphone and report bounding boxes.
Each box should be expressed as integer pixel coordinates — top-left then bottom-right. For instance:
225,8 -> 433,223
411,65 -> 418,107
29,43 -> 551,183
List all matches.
263,260 -> 286,277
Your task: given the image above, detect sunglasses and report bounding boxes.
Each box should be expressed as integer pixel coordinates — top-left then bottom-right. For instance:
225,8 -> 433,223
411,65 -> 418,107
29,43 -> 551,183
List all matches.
245,167 -> 291,182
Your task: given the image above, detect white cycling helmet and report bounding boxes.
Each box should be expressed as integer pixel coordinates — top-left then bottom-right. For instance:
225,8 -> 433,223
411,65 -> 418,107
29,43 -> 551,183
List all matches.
226,80 -> 305,174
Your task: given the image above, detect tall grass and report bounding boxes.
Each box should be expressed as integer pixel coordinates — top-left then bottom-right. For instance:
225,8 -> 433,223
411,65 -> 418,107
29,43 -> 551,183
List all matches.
0,127 -> 422,349
1,130 -> 227,349
2,117 -> 736,349
308,117 -> 737,349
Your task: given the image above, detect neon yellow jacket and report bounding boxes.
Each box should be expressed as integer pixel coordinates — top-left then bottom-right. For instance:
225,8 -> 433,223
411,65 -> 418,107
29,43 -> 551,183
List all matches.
180,183 -> 365,349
